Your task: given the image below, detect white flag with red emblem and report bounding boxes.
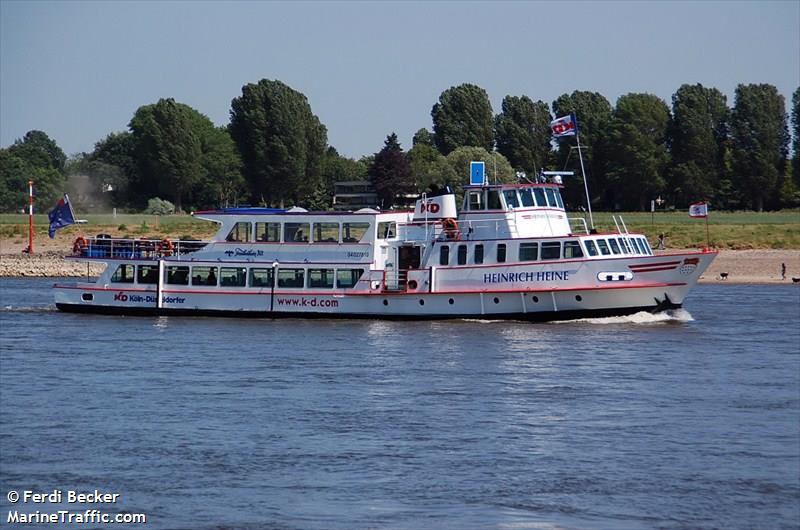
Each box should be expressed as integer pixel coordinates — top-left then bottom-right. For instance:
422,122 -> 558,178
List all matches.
550,113 -> 577,137
689,202 -> 708,218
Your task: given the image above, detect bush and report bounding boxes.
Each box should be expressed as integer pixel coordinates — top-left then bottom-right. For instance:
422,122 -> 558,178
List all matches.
145,198 -> 175,216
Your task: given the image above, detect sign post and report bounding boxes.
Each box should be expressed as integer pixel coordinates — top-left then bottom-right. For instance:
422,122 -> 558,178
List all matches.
27,180 -> 34,254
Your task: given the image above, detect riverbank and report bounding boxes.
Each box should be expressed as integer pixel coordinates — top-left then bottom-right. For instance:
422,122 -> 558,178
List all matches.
1,237 -> 798,283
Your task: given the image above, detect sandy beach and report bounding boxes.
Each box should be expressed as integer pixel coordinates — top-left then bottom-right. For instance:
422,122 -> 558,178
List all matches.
1,236 -> 798,284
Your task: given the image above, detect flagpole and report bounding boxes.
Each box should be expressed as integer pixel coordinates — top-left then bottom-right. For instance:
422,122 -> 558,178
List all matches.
705,211 -> 710,250
575,134 -> 594,230
28,180 -> 34,254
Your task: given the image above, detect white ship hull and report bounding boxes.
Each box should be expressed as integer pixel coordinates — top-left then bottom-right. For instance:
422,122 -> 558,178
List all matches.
54,251 -> 714,321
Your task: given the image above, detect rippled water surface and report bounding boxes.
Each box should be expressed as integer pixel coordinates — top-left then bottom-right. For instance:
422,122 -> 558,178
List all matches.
1,278 -> 799,529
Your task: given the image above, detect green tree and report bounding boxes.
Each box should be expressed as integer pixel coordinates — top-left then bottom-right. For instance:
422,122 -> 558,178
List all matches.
407,143 -> 457,194
194,126 -> 246,210
309,147 -> 369,210
432,84 -> 494,155
668,84 -> 729,207
369,133 -> 414,208
552,91 -> 613,209
412,128 -> 435,147
0,131 -> 67,213
0,150 -> 33,213
605,93 -> 671,210
8,130 -> 67,172
445,146 -> 514,201
494,95 -> 552,175
87,132 -> 139,207
229,79 -> 328,206
730,84 -> 789,211
129,98 -> 206,212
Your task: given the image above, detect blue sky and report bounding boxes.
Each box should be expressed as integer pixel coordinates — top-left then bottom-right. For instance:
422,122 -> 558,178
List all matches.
1,1 -> 798,159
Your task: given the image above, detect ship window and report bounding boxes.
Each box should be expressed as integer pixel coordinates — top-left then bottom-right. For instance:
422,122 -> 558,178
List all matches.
503,190 -> 520,209
519,242 -> 538,261
541,242 -> 561,260
518,188 -> 535,207
249,268 -> 274,288
608,239 -> 621,255
584,240 -> 599,257
192,266 -> 218,286
165,266 -> 189,285
497,243 -> 507,263
342,222 -> 370,243
564,241 -> 584,258
220,267 -> 246,287
474,244 -> 484,264
596,239 -> 611,255
313,222 -> 340,243
617,238 -> 630,254
624,238 -> 635,254
633,238 -> 645,254
545,188 -> 558,208
378,221 -> 396,239
457,244 -> 467,265
277,268 -> 305,288
308,268 -> 335,288
487,190 -> 502,210
467,191 -> 483,210
284,223 -> 310,242
111,264 -> 135,283
255,222 -> 281,242
226,222 -> 252,243
439,245 -> 450,266
337,268 -> 364,289
137,264 -> 159,284
533,188 -> 547,207
640,238 -> 653,255
554,190 -> 564,209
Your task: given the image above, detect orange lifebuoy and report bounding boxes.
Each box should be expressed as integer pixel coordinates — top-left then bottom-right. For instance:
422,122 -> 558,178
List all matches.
73,236 -> 87,255
159,238 -> 174,256
442,218 -> 459,240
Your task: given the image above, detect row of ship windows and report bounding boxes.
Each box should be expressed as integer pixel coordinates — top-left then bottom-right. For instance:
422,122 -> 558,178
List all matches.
111,264 -> 365,289
465,187 -> 564,211
225,221 -> 396,243
437,236 -> 653,266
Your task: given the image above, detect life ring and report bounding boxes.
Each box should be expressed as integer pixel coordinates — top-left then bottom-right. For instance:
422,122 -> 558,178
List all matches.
72,236 -> 88,255
442,218 -> 459,240
159,238 -> 174,256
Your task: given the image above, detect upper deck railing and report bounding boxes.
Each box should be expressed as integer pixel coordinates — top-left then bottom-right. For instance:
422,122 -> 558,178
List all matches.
71,236 -> 209,259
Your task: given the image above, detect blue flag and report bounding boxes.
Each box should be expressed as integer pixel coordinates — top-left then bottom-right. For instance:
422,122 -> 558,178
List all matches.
48,194 -> 75,238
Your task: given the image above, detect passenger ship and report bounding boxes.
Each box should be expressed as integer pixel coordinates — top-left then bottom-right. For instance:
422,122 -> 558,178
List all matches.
54,179 -> 715,321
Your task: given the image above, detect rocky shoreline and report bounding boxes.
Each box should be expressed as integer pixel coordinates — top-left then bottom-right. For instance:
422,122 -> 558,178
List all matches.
1,240 -> 798,284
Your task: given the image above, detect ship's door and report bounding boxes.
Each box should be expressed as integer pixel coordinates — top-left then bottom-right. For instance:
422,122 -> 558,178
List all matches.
397,245 -> 421,288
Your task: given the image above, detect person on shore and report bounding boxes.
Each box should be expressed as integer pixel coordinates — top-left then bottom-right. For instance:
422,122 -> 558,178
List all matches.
781,262 -> 786,280
656,233 -> 666,250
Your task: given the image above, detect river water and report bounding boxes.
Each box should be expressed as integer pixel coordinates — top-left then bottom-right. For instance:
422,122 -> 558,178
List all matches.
1,278 -> 798,529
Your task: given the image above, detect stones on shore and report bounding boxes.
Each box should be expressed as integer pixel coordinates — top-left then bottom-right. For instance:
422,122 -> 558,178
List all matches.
0,252 -> 104,277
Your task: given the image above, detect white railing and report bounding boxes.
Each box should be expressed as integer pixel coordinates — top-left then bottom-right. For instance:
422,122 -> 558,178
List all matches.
72,236 -> 209,259
568,217 -> 590,235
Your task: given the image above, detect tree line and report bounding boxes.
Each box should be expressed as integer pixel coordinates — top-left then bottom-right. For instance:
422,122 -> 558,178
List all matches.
1,79 -> 798,213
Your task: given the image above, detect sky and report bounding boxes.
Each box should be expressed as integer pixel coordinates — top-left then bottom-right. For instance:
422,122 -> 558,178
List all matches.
1,1 -> 798,160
